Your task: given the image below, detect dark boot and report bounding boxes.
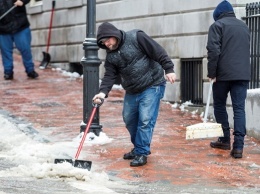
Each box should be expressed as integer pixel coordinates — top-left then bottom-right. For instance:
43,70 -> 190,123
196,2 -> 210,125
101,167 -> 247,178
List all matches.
230,149 -> 243,159
130,155 -> 147,167
123,148 -> 135,160
210,137 -> 231,150
4,73 -> 13,80
27,71 -> 39,79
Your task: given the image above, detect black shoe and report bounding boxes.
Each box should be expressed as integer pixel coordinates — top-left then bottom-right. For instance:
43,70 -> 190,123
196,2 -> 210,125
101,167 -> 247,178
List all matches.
27,71 -> 39,79
130,155 -> 147,167
210,138 -> 231,150
4,74 -> 13,80
123,148 -> 151,160
123,148 -> 135,160
230,149 -> 243,159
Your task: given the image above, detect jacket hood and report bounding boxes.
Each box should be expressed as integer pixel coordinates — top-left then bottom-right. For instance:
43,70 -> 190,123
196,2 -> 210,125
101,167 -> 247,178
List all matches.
213,0 -> 234,21
97,22 -> 122,49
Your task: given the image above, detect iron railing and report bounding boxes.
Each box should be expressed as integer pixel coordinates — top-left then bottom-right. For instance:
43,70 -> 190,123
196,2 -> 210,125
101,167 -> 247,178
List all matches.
181,59 -> 203,105
245,2 -> 260,89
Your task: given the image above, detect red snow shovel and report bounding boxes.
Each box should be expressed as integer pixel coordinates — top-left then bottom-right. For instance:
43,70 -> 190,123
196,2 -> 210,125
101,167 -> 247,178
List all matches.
39,0 -> 56,69
54,99 -> 104,170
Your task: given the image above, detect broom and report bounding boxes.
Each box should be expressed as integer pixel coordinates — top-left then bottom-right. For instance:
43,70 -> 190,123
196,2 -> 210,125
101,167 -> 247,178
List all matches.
186,80 -> 224,139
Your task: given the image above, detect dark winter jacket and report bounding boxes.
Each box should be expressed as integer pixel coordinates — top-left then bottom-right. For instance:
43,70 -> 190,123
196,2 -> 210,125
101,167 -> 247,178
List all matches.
0,0 -> 30,34
97,22 -> 174,95
207,1 -> 251,81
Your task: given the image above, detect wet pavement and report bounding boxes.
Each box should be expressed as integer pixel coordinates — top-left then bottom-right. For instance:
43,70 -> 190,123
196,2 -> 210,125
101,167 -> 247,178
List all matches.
0,54 -> 260,193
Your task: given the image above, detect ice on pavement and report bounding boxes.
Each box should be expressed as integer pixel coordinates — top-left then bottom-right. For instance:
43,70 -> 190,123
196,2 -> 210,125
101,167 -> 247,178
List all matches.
0,114 -> 127,193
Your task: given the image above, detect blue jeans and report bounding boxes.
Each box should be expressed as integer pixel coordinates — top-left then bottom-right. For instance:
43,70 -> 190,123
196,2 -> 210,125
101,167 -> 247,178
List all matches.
123,83 -> 165,156
213,81 -> 249,149
0,27 -> 35,75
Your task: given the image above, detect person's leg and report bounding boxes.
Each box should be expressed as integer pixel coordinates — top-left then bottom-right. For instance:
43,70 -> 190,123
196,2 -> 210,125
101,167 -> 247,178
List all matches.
229,80 -> 248,157
210,81 -> 231,149
122,93 -> 139,160
134,84 -> 165,156
130,84 -> 165,167
123,93 -> 139,145
0,34 -> 14,77
13,27 -> 35,74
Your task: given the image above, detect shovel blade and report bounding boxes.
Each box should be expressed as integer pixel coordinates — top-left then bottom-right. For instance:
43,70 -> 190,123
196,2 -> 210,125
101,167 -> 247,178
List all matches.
39,52 -> 51,69
54,159 -> 92,170
74,160 -> 92,170
54,159 -> 73,164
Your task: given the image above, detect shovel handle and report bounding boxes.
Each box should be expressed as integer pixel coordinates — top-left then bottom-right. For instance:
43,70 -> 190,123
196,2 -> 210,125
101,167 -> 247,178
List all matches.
0,5 -> 16,21
52,0 -> 56,8
74,99 -> 104,159
46,0 -> 56,53
92,98 -> 104,107
74,106 -> 98,159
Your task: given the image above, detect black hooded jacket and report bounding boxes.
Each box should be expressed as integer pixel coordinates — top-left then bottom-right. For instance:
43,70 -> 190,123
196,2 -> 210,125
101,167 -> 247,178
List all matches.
207,2 -> 251,81
97,22 -> 175,95
0,0 -> 30,34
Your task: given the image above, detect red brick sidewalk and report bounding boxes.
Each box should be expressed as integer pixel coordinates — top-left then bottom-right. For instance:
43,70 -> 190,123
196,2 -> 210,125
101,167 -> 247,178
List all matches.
0,54 -> 259,192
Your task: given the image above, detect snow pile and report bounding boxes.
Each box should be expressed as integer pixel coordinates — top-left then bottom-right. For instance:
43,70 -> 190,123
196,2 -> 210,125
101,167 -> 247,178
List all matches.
0,114 -> 112,183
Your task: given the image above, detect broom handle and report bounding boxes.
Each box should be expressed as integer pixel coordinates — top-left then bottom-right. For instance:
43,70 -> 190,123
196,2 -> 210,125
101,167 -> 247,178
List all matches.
203,80 -> 213,123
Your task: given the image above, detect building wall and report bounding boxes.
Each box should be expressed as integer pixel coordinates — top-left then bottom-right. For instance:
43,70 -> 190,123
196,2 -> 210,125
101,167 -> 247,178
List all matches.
245,90 -> 260,140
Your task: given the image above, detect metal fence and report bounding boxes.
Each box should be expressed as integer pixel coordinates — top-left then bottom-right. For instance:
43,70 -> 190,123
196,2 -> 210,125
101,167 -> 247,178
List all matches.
245,2 -> 260,89
181,59 -> 203,105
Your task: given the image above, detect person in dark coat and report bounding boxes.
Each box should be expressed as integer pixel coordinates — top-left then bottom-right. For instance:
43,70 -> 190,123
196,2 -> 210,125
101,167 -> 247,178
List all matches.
207,0 -> 251,158
0,0 -> 38,80
93,22 -> 176,167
